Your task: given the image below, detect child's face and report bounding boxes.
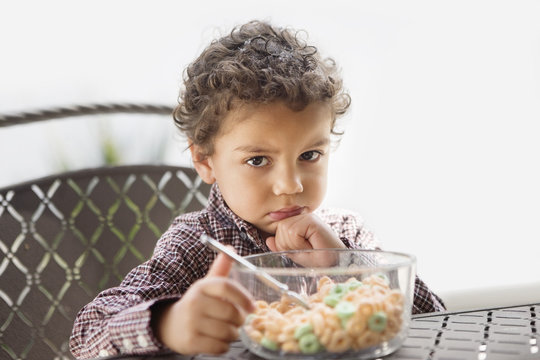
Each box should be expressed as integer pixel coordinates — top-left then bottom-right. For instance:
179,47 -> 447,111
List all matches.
194,101 -> 332,236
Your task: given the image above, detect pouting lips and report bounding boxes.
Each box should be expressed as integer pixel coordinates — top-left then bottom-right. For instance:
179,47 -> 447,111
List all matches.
268,206 -> 304,221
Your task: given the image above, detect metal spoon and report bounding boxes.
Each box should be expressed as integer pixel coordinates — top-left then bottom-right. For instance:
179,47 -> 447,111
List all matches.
200,234 -> 310,309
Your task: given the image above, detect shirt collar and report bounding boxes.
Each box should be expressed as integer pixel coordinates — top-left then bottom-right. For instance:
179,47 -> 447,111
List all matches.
206,183 -> 269,249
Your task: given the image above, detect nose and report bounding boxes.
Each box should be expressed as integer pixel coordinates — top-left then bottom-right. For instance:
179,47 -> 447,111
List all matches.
272,164 -> 303,196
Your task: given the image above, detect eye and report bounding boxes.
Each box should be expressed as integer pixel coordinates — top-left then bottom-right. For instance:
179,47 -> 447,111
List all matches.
246,156 -> 269,167
299,151 -> 322,162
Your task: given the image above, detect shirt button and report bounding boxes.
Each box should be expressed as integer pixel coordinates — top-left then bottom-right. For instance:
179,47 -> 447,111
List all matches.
123,338 -> 134,351
98,349 -> 110,357
137,334 -> 149,348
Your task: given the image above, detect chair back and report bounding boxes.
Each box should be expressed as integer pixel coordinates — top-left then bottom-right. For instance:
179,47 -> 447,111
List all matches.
0,104 -> 211,360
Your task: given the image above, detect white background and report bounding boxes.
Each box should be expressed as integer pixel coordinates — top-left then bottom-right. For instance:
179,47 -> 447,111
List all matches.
1,0 -> 539,302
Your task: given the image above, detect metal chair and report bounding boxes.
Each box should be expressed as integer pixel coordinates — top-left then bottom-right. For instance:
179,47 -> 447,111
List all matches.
0,104 -> 211,360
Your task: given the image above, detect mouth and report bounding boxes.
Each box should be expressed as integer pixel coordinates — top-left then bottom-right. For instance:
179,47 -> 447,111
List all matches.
268,206 -> 304,221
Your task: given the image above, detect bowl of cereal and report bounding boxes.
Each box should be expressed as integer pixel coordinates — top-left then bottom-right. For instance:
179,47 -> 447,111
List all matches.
229,249 -> 416,360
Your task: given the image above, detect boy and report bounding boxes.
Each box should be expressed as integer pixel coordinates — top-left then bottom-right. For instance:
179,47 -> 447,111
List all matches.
70,20 -> 445,359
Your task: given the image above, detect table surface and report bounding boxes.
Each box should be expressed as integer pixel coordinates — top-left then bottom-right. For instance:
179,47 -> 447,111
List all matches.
104,302 -> 540,360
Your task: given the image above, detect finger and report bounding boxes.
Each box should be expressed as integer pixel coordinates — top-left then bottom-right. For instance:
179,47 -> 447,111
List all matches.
201,296 -> 246,326
196,317 -> 240,342
275,224 -> 311,251
265,236 -> 277,252
201,277 -> 255,313
207,251 -> 234,277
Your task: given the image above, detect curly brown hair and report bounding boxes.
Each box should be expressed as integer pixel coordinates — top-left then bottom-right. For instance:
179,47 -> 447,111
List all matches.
173,20 -> 351,156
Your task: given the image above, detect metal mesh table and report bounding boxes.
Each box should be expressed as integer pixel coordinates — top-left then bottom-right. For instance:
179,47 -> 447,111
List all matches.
389,303 -> 539,360
115,303 -> 539,360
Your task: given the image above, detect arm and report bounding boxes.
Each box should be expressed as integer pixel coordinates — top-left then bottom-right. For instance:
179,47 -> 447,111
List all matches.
265,208 -> 445,313
70,237 -> 254,359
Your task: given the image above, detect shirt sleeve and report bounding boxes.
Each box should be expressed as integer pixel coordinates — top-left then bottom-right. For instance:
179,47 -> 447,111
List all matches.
316,207 -> 381,250
69,224 -> 210,359
412,275 -> 446,314
318,208 -> 446,314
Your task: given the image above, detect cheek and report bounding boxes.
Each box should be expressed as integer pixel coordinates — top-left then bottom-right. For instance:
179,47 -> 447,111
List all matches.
217,169 -> 268,208
304,165 -> 328,199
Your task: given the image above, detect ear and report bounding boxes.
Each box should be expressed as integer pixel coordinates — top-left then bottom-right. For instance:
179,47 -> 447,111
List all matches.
189,143 -> 216,184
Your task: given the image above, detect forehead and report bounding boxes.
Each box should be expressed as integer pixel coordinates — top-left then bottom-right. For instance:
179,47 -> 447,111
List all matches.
218,101 -> 333,139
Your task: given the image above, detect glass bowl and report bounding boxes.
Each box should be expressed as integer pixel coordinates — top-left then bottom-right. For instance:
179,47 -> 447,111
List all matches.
230,249 -> 416,360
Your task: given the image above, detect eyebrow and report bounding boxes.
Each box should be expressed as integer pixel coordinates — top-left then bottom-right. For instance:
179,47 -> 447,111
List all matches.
233,138 -> 330,153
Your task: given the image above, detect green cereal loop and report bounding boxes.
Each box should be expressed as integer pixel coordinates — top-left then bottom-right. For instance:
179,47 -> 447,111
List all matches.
329,283 -> 348,297
368,311 -> 388,332
335,301 -> 356,320
323,294 -> 341,307
294,323 -> 314,339
375,272 -> 389,284
260,337 -> 279,351
347,280 -> 363,290
298,333 -> 322,354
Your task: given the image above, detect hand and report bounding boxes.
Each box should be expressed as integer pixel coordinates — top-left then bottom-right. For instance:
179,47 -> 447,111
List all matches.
154,251 -> 255,355
265,213 -> 346,267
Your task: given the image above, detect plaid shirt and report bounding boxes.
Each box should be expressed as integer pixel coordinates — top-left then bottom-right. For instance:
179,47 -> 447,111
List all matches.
70,184 -> 445,359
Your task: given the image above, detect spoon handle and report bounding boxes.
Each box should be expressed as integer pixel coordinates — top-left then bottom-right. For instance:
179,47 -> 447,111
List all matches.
200,234 -> 287,292
199,234 -> 310,309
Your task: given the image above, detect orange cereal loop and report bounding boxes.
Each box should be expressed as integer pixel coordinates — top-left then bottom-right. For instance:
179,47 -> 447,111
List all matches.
281,340 -> 300,353
319,283 -> 335,298
384,316 -> 402,336
276,301 -> 293,314
318,326 -> 333,346
247,328 -> 264,342
324,313 -> 341,331
326,330 -> 352,353
277,332 -> 291,343
342,291 -> 358,303
263,320 -> 281,335
257,308 -> 270,316
278,324 -> 296,344
317,276 -> 334,290
386,289 -> 404,305
256,300 -> 269,309
357,300 -> 376,317
345,312 -> 367,334
356,330 -> 380,349
269,301 -> 281,309
308,292 -> 323,303
362,274 -> 384,287
250,316 -> 266,332
262,330 -> 280,343
371,285 -> 388,297
383,301 -> 403,318
281,322 -> 297,335
310,311 -> 325,335
284,306 -> 305,317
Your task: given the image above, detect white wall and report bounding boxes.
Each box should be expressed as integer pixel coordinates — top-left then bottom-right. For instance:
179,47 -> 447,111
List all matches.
1,0 -> 539,304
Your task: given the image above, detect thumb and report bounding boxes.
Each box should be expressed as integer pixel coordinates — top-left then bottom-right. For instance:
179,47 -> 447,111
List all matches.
266,236 -> 277,252
207,249 -> 234,277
